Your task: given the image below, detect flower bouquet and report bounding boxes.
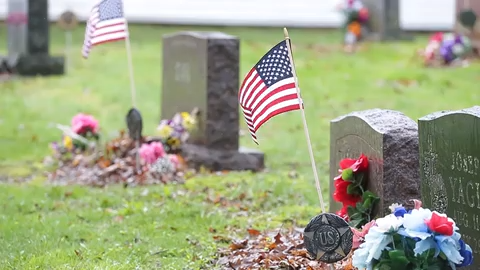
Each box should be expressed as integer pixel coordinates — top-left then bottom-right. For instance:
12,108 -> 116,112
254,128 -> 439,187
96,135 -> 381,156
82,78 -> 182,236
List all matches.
421,32 -> 472,67
156,110 -> 197,152
51,113 -> 100,157
333,154 -> 379,229
351,201 -> 473,269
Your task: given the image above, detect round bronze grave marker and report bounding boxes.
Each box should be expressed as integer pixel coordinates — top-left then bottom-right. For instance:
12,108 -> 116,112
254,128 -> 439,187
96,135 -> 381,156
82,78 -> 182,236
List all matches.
58,11 -> 78,31
303,213 -> 353,264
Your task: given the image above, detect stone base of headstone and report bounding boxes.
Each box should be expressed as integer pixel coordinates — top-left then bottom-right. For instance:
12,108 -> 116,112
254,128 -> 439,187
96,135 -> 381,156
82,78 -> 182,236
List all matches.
181,144 -> 265,172
15,54 -> 65,76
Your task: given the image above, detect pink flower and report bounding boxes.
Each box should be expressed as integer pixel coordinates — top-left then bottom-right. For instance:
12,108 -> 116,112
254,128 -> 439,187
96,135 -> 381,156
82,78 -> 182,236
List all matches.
71,113 -> 99,135
139,142 -> 166,164
351,220 -> 375,249
168,154 -> 180,168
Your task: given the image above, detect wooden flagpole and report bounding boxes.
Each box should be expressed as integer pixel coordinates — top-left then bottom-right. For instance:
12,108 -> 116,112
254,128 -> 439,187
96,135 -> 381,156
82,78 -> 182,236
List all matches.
283,32 -> 336,270
283,28 -> 328,214
120,0 -> 140,171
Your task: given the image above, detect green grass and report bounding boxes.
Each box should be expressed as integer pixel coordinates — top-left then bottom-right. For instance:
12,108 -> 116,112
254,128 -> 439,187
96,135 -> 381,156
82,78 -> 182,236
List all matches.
1,24 -> 480,268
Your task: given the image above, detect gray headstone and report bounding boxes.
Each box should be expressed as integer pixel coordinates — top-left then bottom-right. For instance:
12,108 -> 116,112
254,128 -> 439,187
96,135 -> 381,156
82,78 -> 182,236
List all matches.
161,31 -> 264,171
362,0 -> 411,41
329,109 -> 420,216
7,0 -> 28,65
419,106 -> 480,269
162,32 -> 239,150
10,0 -> 65,76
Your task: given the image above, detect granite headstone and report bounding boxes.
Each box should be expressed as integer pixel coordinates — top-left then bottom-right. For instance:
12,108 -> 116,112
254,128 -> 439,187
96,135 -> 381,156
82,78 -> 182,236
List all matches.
14,0 -> 65,76
419,106 -> 480,269
362,0 -> 411,41
161,31 -> 264,171
329,109 -> 420,216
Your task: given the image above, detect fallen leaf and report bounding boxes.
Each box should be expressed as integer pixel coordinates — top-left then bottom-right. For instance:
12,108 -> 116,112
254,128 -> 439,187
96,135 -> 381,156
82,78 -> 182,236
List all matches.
274,232 -> 283,244
229,239 -> 248,251
247,228 -> 261,237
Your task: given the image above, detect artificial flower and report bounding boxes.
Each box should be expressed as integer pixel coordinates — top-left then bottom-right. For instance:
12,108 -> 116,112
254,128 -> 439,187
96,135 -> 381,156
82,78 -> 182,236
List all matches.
157,123 -> 174,138
338,153 -> 369,173
352,225 -> 393,267
139,142 -> 166,164
353,201 -> 473,269
63,135 -> 73,151
456,239 -> 473,267
393,206 -> 408,217
411,199 -> 422,209
180,112 -> 196,131
352,220 -> 375,249
426,211 -> 455,236
336,205 -> 348,219
375,214 -> 403,232
333,178 -> 361,205
168,154 -> 180,169
71,113 -> 99,135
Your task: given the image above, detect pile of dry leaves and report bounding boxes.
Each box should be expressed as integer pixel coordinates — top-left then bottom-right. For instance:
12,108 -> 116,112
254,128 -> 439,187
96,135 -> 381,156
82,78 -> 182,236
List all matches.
215,228 -> 354,270
45,131 -> 190,187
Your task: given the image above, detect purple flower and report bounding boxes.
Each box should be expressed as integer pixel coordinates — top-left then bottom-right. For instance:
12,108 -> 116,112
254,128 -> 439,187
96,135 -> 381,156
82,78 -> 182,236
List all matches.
456,240 -> 473,267
393,206 -> 408,217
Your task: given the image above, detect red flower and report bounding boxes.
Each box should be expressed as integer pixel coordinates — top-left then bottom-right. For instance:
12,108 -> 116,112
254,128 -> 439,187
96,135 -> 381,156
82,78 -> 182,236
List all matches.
339,154 -> 369,172
333,179 -> 361,205
336,205 -> 349,220
426,212 -> 454,236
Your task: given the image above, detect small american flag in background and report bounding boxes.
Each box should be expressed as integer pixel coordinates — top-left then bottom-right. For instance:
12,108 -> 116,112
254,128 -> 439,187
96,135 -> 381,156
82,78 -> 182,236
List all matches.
238,40 -> 302,144
82,0 -> 128,58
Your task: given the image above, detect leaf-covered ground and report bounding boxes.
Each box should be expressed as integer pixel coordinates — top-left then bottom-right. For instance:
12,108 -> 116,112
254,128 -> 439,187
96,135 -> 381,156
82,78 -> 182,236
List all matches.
1,24 -> 480,268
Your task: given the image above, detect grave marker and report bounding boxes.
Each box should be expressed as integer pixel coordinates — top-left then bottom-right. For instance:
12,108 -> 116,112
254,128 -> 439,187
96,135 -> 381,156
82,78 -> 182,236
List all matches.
362,0 -> 411,41
419,106 -> 480,269
161,31 -> 264,171
329,109 -> 420,216
12,0 -> 65,76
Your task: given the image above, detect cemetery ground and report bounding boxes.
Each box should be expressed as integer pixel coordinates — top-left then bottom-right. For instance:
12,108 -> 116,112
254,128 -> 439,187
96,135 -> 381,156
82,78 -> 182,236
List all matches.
1,24 -> 480,269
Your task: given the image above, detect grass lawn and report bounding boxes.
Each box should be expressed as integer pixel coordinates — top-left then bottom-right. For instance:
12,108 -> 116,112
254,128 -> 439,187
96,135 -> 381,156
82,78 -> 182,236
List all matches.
1,24 -> 479,269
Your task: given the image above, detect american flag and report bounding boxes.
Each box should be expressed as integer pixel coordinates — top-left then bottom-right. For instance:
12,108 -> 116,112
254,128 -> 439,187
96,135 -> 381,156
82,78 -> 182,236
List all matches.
238,40 -> 302,144
82,0 -> 128,58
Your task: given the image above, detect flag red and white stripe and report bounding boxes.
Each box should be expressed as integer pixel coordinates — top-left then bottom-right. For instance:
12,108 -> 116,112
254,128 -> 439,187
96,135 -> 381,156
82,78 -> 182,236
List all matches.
238,40 -> 302,144
82,0 -> 128,58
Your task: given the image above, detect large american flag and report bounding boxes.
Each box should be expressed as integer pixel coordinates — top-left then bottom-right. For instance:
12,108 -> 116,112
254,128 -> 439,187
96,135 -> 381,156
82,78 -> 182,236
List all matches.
82,0 -> 128,58
238,40 -> 302,144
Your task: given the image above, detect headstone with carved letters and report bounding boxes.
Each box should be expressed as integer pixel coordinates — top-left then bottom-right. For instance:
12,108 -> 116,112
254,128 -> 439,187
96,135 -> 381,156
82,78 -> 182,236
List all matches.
12,0 -> 65,76
362,0 -> 411,41
419,106 -> 480,269
329,109 -> 420,216
161,31 -> 264,171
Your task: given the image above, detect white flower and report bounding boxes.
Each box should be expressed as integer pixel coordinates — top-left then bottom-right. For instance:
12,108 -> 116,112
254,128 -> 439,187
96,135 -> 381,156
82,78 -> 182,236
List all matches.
375,214 -> 403,232
389,203 -> 402,213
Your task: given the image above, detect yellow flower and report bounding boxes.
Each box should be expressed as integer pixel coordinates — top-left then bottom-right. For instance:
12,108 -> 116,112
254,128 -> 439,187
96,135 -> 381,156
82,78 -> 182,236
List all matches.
63,136 -> 73,150
157,124 -> 173,138
180,112 -> 196,131
167,137 -> 181,149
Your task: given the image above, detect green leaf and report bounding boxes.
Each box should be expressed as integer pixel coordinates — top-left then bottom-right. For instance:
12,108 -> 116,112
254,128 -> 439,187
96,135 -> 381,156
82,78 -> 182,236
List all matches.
346,183 -> 359,195
356,201 -> 367,212
349,211 -> 363,220
347,205 -> 357,216
354,172 -> 365,185
348,218 -> 364,228
389,250 -> 410,270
